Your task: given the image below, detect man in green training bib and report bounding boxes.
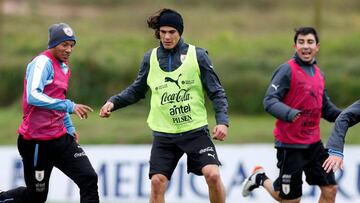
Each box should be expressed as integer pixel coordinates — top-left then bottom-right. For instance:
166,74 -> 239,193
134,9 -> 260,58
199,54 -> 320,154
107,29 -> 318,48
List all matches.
99,8 -> 229,203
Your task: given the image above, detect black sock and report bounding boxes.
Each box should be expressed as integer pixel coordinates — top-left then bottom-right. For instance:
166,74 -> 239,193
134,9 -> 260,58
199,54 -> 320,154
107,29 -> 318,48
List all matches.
256,173 -> 269,186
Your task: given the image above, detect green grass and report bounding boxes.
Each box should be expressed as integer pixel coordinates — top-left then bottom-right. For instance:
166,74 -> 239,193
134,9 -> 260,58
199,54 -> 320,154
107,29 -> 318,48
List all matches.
1,0 -> 360,113
2,106 -> 360,145
1,0 -> 360,144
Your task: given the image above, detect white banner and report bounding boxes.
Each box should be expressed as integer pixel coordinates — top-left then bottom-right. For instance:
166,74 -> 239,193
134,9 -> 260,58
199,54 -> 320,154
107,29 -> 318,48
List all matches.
0,144 -> 359,203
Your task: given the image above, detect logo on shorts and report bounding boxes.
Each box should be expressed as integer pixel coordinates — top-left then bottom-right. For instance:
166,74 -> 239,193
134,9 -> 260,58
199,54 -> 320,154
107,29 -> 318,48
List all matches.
74,151 -> 87,158
282,174 -> 291,195
35,170 -> 45,182
35,183 -> 46,192
199,147 -> 214,154
207,153 -> 216,159
282,184 -> 290,195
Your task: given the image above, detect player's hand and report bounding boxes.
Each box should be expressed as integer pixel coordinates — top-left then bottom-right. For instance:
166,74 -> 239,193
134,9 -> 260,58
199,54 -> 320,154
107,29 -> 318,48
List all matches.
212,124 -> 228,141
74,132 -> 79,143
322,155 -> 344,173
73,104 -> 93,119
99,101 -> 114,118
292,112 -> 301,122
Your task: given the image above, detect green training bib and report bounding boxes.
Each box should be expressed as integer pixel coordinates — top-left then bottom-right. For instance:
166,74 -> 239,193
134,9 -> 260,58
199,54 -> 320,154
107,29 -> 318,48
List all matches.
147,45 -> 208,133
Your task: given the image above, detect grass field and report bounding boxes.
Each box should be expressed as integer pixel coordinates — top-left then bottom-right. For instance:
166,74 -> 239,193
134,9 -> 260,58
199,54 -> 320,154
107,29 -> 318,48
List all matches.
1,106 -> 360,145
1,0 -> 360,114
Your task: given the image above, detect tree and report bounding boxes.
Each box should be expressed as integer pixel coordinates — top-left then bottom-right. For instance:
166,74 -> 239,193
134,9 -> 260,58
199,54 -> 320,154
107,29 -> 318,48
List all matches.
0,0 -> 3,58
314,0 -> 322,31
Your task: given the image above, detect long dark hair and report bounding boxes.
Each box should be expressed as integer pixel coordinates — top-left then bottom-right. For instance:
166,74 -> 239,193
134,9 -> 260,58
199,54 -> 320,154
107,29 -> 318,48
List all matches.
147,8 -> 179,39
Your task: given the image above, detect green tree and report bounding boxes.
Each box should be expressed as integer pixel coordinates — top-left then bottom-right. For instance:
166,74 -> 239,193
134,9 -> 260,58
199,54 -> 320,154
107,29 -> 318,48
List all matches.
0,0 -> 3,59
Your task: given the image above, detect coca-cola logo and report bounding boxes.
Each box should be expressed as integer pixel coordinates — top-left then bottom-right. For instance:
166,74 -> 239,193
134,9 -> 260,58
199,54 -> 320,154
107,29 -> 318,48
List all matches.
161,89 -> 191,105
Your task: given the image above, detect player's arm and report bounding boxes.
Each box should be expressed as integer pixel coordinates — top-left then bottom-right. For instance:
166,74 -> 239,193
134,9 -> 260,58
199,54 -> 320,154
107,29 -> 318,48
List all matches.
197,47 -> 228,141
27,56 -> 92,119
326,100 -> 360,153
323,100 -> 360,172
64,113 -> 75,135
263,63 -> 300,122
26,56 -> 74,112
106,53 -> 150,111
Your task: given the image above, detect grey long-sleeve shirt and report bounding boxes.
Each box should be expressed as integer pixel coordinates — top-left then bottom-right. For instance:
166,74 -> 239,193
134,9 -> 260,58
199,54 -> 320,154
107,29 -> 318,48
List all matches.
108,38 -> 228,136
263,53 -> 341,148
326,100 -> 360,154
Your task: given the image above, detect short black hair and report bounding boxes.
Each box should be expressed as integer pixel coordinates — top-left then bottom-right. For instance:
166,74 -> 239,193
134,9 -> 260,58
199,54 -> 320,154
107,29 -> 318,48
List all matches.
294,27 -> 319,44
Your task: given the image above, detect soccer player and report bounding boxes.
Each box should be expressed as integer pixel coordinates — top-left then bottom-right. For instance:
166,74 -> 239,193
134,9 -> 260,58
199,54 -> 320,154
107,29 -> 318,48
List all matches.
242,27 -> 341,203
0,23 -> 99,203
100,8 -> 229,203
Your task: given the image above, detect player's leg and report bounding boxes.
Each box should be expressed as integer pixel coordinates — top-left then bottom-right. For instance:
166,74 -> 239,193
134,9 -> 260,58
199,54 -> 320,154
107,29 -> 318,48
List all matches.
0,187 -> 28,203
53,134 -> 99,203
319,185 -> 337,203
180,128 -> 225,203
304,142 -> 337,203
201,164 -> 225,203
17,135 -> 53,203
149,136 -> 183,203
242,166 -> 282,200
272,148 -> 304,202
149,174 -> 168,203
243,148 -> 304,203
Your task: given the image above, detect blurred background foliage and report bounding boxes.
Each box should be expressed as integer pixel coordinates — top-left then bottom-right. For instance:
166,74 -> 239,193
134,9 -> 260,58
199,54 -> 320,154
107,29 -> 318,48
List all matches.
2,0 -> 360,145
1,0 -> 360,114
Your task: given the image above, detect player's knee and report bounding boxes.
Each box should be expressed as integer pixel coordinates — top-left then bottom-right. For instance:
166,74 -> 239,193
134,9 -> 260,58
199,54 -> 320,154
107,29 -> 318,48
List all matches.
86,170 -> 99,185
321,185 -> 337,200
151,174 -> 168,191
78,169 -> 98,189
204,170 -> 221,186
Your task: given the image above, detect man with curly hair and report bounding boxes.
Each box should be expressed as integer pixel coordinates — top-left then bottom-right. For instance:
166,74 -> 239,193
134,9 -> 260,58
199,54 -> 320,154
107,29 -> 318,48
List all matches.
100,8 -> 228,203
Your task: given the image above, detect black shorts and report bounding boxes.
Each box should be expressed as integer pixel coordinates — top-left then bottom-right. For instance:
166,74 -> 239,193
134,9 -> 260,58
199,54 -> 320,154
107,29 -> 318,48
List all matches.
149,128 -> 221,180
17,134 -> 99,202
273,141 -> 336,200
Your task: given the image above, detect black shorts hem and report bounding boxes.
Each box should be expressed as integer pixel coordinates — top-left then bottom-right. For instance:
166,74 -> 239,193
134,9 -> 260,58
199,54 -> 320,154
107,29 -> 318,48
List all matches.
149,171 -> 171,181
188,162 -> 221,176
280,194 -> 302,200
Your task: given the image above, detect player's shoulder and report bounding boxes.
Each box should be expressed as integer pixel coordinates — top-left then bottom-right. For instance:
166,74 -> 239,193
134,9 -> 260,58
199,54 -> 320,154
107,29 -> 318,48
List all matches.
30,54 -> 52,69
194,46 -> 208,55
142,49 -> 153,61
274,61 -> 291,75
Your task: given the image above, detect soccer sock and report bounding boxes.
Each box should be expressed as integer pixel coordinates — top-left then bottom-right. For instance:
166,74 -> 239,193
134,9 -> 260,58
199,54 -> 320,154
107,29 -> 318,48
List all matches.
256,173 -> 269,186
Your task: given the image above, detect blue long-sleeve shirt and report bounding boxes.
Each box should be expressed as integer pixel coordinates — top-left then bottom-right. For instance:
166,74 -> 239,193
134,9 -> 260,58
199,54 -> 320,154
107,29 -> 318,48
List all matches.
108,38 -> 229,136
25,54 -> 76,135
326,100 -> 360,156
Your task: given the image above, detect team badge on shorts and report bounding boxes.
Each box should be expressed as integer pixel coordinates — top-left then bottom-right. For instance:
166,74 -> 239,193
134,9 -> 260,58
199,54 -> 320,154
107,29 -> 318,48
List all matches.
282,174 -> 291,195
282,184 -> 290,195
35,170 -> 45,182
